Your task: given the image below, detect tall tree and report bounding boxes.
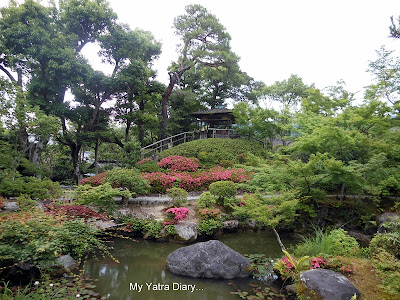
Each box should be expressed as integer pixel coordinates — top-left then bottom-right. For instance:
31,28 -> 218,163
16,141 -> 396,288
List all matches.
160,4 -> 234,140
0,0 -> 161,182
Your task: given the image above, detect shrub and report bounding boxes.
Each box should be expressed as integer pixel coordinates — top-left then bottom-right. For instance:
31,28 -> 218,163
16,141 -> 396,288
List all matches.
197,219 -> 223,236
167,187 -> 188,206
104,168 -> 149,196
44,204 -> 108,221
370,222 -> 400,258
164,224 -> 176,236
310,255 -> 356,274
17,194 -> 38,210
372,247 -> 400,297
0,172 -> 62,199
165,207 -> 189,224
75,183 -> 131,214
117,216 -> 144,234
0,196 -> 4,209
79,172 -> 107,186
160,138 -> 265,165
196,191 -> 216,209
209,180 -> 237,205
136,161 -> 162,173
198,208 -> 221,220
328,228 -> 359,256
143,220 -> 163,239
0,210 -> 106,265
158,155 -> 200,172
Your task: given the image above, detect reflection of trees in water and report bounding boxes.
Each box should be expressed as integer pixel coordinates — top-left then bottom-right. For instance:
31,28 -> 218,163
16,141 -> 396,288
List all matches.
85,235 -> 288,299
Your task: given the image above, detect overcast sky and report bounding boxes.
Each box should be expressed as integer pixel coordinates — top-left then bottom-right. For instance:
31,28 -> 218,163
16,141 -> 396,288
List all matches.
2,0 -> 400,102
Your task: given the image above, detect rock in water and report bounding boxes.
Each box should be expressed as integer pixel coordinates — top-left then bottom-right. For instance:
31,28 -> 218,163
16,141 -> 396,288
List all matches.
300,269 -> 361,300
166,240 -> 251,279
172,222 -> 198,244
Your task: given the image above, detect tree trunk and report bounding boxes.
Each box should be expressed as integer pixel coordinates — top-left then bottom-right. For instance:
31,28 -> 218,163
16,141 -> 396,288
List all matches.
94,139 -> 99,175
138,99 -> 145,147
272,227 -> 287,252
70,143 -> 82,184
160,65 -> 192,141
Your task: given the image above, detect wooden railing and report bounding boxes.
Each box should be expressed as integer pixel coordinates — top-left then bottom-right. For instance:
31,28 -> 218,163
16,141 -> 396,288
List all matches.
140,128 -> 266,158
141,131 -> 199,157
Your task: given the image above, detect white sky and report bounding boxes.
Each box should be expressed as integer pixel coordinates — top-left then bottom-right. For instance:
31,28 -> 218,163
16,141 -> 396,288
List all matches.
2,0 -> 400,102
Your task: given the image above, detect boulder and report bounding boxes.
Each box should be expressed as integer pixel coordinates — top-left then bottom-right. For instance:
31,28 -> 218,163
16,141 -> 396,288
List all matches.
223,220 -> 239,232
300,269 -> 361,300
377,212 -> 400,233
171,222 -> 197,244
166,240 -> 252,279
56,255 -> 79,271
3,201 -> 19,212
48,255 -> 79,277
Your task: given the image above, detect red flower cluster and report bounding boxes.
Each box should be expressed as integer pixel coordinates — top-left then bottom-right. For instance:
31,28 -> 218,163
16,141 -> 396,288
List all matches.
158,155 -> 200,172
79,172 -> 107,186
165,207 -> 189,223
142,166 -> 249,193
310,255 -> 356,273
136,158 -> 152,165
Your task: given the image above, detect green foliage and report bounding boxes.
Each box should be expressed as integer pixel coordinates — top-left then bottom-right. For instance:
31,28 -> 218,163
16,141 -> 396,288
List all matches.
160,138 -> 265,165
196,191 -> 216,209
293,228 -> 360,257
75,183 -> 131,214
135,161 -> 162,173
209,180 -> 237,205
164,224 -> 176,236
16,194 -> 38,210
0,210 -> 105,265
231,192 -> 299,229
372,247 -> 400,297
196,219 -> 223,236
104,167 -> 149,196
166,187 -> 188,206
0,172 -> 62,199
370,222 -> 400,258
143,220 -> 163,239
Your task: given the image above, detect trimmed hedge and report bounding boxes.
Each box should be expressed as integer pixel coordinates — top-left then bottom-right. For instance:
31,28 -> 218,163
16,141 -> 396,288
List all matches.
160,138 -> 266,165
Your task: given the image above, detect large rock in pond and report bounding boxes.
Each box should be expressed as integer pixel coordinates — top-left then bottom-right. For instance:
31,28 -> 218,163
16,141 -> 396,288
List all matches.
166,240 -> 251,279
172,222 -> 198,244
300,269 -> 361,300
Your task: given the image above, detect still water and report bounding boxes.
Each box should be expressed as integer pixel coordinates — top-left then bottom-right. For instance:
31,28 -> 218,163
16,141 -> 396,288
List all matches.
84,231 -> 296,300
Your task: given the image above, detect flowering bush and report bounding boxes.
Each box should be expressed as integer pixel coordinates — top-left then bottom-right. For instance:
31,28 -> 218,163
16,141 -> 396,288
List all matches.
199,208 -> 221,220
136,158 -> 152,165
310,255 -> 356,274
165,207 -> 189,224
274,256 -> 296,281
142,167 -> 249,193
158,155 -> 200,172
80,172 -> 107,186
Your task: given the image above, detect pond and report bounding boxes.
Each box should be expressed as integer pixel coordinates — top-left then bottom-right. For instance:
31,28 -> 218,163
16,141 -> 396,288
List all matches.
84,230 -> 297,300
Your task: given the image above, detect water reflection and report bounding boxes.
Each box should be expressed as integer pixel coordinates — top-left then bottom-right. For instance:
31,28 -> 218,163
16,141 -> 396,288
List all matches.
85,230 -> 296,300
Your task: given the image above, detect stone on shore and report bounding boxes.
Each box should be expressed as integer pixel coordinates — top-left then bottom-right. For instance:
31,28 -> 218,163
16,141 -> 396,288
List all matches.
300,269 -> 361,300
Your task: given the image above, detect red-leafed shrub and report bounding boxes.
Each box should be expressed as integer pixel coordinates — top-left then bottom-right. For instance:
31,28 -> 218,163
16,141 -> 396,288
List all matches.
44,204 -> 109,221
